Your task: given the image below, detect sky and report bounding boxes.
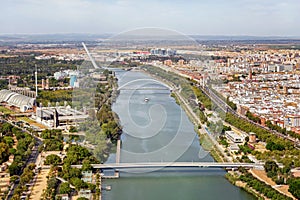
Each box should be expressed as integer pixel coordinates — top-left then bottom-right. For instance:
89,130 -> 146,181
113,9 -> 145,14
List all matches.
0,0 -> 299,36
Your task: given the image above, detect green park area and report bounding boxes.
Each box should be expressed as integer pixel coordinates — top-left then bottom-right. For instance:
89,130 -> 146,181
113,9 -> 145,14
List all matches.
0,106 -> 14,115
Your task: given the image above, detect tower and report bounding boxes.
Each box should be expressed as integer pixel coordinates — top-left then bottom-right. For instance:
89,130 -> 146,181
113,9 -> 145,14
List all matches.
35,65 -> 38,98
249,65 -> 252,81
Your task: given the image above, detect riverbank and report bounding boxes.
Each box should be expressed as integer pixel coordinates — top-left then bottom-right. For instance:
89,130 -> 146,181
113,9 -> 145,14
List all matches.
225,173 -> 264,199
81,70 -> 122,163
103,68 -> 256,200
140,65 -> 297,200
141,67 -> 227,163
140,66 -> 268,199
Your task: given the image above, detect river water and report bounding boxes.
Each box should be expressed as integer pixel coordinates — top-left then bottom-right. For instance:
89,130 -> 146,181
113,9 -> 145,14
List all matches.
103,69 -> 255,200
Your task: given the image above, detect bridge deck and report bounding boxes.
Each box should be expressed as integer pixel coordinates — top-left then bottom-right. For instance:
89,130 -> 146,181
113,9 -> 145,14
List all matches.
118,88 -> 170,90
71,162 -> 263,169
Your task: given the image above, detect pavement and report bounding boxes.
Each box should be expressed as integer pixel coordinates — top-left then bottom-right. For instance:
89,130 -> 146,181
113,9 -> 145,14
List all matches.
29,169 -> 50,200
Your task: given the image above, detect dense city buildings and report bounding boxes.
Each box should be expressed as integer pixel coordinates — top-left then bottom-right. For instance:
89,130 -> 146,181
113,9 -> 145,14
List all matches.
0,38 -> 300,200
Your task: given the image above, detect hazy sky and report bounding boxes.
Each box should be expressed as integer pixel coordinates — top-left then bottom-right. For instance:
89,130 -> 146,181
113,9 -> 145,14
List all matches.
0,0 -> 299,36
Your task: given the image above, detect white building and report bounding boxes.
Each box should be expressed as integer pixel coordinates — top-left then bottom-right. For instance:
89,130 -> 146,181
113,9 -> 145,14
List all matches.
225,131 -> 243,143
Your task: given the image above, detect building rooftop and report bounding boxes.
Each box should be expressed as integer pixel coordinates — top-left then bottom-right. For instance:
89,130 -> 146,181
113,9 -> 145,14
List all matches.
0,89 -> 35,110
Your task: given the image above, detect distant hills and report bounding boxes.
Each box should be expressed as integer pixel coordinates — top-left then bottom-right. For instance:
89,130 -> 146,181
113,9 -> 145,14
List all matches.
0,33 -> 300,45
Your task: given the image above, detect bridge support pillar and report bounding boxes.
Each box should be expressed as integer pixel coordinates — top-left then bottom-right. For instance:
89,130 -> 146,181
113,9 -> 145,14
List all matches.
114,170 -> 120,178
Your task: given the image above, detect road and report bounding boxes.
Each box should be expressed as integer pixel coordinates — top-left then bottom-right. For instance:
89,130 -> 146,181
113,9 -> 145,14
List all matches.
1,118 -> 42,200
200,85 -> 300,147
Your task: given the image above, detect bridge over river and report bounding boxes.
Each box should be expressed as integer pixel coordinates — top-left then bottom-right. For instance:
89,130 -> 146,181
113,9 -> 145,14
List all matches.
71,162 -> 264,170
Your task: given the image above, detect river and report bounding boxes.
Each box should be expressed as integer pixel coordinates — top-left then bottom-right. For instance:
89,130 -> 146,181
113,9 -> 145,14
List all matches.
102,69 -> 255,200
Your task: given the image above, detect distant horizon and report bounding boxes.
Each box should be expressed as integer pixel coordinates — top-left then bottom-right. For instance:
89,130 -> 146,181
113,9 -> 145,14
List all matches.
1,32 -> 300,39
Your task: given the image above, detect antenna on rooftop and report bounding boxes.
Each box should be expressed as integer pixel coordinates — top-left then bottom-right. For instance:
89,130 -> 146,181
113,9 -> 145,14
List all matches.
82,42 -> 99,69
35,64 -> 38,98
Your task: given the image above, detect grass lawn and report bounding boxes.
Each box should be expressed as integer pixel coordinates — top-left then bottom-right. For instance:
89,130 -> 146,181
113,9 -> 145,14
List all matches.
0,106 -> 14,114
17,116 -> 47,129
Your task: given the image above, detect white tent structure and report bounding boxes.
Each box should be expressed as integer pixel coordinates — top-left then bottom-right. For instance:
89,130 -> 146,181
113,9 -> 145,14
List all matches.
0,89 -> 35,112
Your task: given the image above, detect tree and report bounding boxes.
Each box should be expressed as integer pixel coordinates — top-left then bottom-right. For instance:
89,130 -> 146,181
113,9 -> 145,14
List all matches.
103,69 -> 110,77
77,198 -> 89,200
59,182 -> 72,194
82,160 -> 93,171
288,178 -> 300,199
87,183 -> 96,191
70,177 -> 87,191
20,173 -> 32,185
3,136 -> 14,147
222,125 -> 231,134
246,111 -> 261,124
11,194 -> 21,200
245,136 -> 249,143
60,163 -> 81,180
27,163 -> 36,170
44,154 -> 62,166
65,145 -> 93,165
1,123 -> 13,134
10,175 -> 19,183
266,141 -> 285,151
264,160 -> 279,178
0,142 -> 9,163
69,126 -> 78,133
226,96 -> 237,111
47,177 -> 58,190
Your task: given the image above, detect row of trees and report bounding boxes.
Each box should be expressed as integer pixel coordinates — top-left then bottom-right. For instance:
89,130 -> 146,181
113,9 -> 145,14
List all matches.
245,111 -> 261,124
97,104 -> 121,142
265,120 -> 300,140
10,163 -> 36,200
225,113 -> 294,151
226,97 -> 237,111
0,55 -> 80,77
41,167 -> 59,200
192,86 -> 212,110
80,71 -> 121,162
2,123 -> 36,176
225,113 -> 300,168
264,160 -> 300,198
0,123 -> 16,163
239,172 -> 292,200
142,65 -> 195,105
37,90 -> 73,107
244,112 -> 300,141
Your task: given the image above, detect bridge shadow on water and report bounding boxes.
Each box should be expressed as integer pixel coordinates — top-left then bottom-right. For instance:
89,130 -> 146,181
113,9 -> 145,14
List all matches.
102,167 -> 226,178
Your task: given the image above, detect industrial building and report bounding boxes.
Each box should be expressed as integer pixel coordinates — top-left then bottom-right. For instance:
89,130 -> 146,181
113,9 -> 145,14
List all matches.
34,106 -> 89,128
